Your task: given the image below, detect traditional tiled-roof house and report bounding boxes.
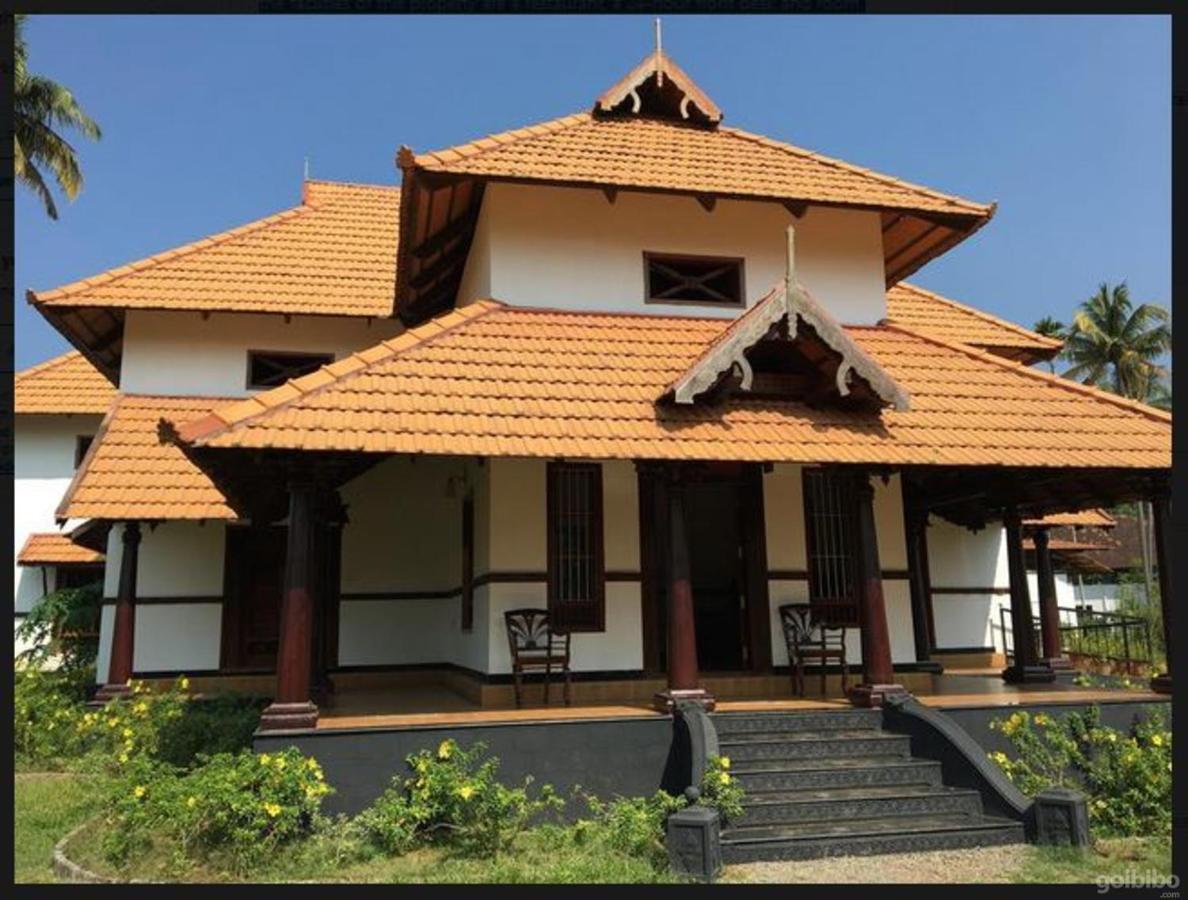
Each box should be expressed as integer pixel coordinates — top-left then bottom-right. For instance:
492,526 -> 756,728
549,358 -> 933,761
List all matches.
19,48 -> 1171,853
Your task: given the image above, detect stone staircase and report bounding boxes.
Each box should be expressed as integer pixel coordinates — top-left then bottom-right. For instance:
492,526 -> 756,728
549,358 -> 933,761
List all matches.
713,708 -> 1025,862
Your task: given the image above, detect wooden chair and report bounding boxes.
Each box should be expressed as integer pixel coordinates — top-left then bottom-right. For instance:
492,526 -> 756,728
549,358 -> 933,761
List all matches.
778,603 -> 849,697
504,608 -> 572,708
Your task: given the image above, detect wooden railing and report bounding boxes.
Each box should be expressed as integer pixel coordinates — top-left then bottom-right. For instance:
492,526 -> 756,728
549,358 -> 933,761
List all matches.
1000,605 -> 1153,673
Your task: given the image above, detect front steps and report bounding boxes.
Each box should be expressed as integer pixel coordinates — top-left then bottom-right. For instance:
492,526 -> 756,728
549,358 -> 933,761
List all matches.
713,709 -> 1025,863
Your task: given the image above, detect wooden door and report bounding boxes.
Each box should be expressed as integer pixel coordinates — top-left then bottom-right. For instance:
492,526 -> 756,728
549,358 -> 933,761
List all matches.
221,525 -> 286,671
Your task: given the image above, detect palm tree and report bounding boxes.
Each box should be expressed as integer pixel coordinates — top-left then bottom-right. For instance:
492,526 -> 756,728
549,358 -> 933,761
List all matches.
14,14 -> 102,219
1061,282 -> 1171,401
1032,316 -> 1066,373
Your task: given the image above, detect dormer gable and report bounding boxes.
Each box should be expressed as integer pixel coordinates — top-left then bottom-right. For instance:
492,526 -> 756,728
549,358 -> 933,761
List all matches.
665,227 -> 910,412
593,48 -> 722,126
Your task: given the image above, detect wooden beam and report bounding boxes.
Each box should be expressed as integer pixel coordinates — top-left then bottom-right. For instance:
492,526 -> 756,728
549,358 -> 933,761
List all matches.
410,210 -> 476,260
696,194 -> 716,212
601,186 -> 618,204
783,200 -> 808,219
94,522 -> 141,703
408,241 -> 470,291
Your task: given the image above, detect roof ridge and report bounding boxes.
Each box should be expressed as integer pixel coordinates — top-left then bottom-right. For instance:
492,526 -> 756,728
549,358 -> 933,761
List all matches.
883,322 -> 1172,425
719,125 -> 993,216
893,282 -> 1062,348
415,112 -> 593,167
30,199 -> 317,306
14,349 -> 83,383
178,301 -> 506,444
303,178 -> 401,192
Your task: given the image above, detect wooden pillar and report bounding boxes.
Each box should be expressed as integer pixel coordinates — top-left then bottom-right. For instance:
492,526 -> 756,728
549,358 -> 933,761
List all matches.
653,468 -> 714,712
848,474 -> 907,707
94,522 -> 141,703
1151,492 -> 1172,694
260,482 -> 319,730
1002,509 -> 1055,684
903,483 -> 941,672
742,465 -> 772,672
1033,527 -> 1070,670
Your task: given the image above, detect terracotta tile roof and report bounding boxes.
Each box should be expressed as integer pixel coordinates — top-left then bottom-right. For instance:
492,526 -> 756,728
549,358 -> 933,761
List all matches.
17,532 -> 105,566
885,282 -> 1062,360
176,302 -> 1170,470
1026,509 -> 1116,529
29,180 -> 399,317
14,351 -> 117,414
58,395 -> 238,522
1023,537 -> 1115,553
412,113 -> 992,219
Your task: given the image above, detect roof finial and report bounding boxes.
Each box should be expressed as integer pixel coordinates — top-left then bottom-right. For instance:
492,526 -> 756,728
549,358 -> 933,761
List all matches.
654,18 -> 663,87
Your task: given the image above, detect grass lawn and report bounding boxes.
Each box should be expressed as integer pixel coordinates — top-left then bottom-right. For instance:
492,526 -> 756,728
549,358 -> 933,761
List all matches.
14,772 -> 112,883
15,773 -> 1170,885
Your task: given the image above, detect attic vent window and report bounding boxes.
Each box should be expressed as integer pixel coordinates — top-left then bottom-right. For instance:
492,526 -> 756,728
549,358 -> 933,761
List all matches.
644,253 -> 743,307
247,350 -> 334,389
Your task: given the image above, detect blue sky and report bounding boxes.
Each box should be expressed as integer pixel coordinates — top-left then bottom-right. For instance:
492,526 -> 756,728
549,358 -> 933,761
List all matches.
15,14 -> 1170,369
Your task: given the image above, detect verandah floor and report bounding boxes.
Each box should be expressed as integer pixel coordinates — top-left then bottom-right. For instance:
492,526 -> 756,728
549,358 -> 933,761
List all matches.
312,671 -> 1168,731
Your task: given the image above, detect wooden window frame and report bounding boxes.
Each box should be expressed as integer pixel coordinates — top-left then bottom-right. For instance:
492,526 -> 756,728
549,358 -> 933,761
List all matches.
642,251 -> 745,309
546,462 -> 606,633
461,492 -> 475,631
801,468 -> 862,628
245,349 -> 335,391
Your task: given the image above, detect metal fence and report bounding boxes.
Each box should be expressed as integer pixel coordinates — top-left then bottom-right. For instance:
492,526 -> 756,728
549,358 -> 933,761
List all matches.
1000,605 -> 1152,671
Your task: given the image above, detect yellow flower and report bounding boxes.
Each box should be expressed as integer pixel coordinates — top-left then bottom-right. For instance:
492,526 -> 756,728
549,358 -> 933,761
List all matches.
187,796 -> 197,808
122,728 -> 134,739
718,772 -> 731,786
260,753 -> 271,766
134,702 -> 148,716
274,757 -> 286,771
719,757 -> 731,770
457,785 -> 476,801
437,740 -> 453,760
263,802 -> 282,818
1106,732 -> 1118,743
1094,799 -> 1107,810
119,753 -> 129,764
133,785 -> 147,799
1034,714 -> 1051,727
179,676 -> 190,691
1151,734 -> 1164,747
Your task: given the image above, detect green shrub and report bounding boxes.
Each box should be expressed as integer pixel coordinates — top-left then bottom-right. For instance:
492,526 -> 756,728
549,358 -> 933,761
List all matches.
573,790 -> 687,869
356,739 -> 562,858
988,706 -> 1171,837
14,668 -> 91,766
155,692 -> 264,767
102,747 -> 332,874
75,677 -> 189,771
699,754 -> 744,822
16,582 -> 102,674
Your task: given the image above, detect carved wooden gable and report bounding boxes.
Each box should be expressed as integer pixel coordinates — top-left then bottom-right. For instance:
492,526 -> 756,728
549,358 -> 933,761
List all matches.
594,49 -> 722,126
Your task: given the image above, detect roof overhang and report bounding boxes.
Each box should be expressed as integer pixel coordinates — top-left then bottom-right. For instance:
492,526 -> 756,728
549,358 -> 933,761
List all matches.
27,296 -> 124,384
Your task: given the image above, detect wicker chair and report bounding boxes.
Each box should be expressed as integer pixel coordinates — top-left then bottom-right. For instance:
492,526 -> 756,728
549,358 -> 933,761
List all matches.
778,603 -> 849,697
504,608 -> 572,708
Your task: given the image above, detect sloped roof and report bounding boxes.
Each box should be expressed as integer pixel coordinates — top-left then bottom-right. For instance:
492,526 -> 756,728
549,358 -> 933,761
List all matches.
175,301 -> 1169,470
14,351 -> 117,414
1026,509 -> 1116,529
17,532 -> 105,566
57,395 -> 237,522
30,180 -> 400,317
411,113 -> 989,220
885,282 -> 1062,363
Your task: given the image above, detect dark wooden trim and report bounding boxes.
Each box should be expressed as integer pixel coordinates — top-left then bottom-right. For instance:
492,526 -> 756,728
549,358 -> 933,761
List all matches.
461,492 -> 475,632
546,461 -> 606,633
637,463 -> 666,675
339,589 -> 464,601
641,250 -> 746,309
741,465 -> 772,672
852,474 -> 896,687
105,522 -> 140,687
767,569 -> 810,581
606,570 -> 641,582
474,571 -> 547,587
903,481 -> 936,663
932,646 -> 999,654
930,586 -> 1011,596
103,595 -> 224,607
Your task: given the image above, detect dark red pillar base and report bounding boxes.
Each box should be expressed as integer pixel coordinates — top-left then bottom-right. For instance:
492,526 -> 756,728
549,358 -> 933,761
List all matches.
258,700 -> 319,731
653,688 -> 716,713
90,682 -> 132,706
847,683 -> 908,708
1001,663 -> 1056,684
1150,673 -> 1172,695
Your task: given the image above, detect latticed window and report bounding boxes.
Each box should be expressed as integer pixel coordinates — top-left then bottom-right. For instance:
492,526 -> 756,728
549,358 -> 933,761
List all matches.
802,468 -> 861,627
247,350 -> 334,389
547,462 -> 605,633
644,252 -> 744,306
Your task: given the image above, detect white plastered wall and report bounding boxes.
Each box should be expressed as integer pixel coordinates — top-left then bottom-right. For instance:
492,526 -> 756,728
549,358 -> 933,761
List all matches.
927,518 -> 1011,652
118,309 -> 402,396
456,182 -> 889,325
14,414 -> 105,656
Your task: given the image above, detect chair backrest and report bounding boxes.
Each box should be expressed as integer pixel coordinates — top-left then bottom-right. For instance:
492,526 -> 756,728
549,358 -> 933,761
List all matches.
504,608 -> 568,659
778,603 -> 845,660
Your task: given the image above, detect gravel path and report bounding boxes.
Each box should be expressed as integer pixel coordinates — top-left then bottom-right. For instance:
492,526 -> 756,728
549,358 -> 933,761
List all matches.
722,845 -> 1025,884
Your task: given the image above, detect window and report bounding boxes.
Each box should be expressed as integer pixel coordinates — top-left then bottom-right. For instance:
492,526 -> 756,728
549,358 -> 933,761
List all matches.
247,350 -> 334,390
644,252 -> 744,306
460,493 -> 475,632
547,462 -> 605,633
802,468 -> 861,627
74,435 -> 94,469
